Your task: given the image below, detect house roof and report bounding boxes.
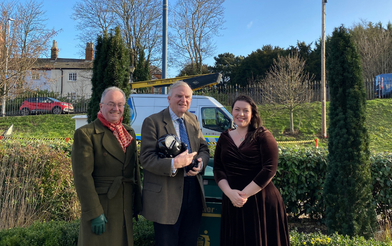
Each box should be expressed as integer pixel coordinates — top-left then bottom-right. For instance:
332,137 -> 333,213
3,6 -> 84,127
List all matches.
33,58 -> 93,70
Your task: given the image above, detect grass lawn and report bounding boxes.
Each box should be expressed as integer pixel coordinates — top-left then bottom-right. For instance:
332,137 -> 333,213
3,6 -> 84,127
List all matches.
0,98 -> 391,152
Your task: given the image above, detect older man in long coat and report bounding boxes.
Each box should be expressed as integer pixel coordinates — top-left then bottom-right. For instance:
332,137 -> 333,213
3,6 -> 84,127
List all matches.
72,86 -> 142,246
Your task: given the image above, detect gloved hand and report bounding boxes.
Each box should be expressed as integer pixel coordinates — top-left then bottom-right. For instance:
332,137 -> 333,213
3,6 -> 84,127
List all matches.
91,214 -> 107,235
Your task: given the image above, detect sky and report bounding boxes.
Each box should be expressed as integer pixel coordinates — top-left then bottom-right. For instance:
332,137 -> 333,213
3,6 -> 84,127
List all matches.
16,0 -> 392,77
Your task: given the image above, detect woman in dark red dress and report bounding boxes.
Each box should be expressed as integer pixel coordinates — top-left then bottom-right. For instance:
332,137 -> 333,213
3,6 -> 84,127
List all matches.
213,95 -> 290,246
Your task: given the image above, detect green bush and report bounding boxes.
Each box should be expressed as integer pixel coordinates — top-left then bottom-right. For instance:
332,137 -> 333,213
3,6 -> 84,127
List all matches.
274,147 -> 392,220
0,218 -> 154,246
276,147 -> 328,219
289,229 -> 392,245
0,140 -> 79,230
133,217 -> 155,246
371,152 -> 392,219
2,219 -> 391,246
0,220 -> 79,246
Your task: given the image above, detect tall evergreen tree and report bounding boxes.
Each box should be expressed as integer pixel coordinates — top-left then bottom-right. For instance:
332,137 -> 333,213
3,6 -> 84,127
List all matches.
323,26 -> 376,238
87,33 -> 109,123
87,26 -> 131,125
133,48 -> 150,82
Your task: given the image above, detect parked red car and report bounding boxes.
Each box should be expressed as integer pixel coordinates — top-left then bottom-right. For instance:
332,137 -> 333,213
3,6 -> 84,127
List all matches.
19,97 -> 74,116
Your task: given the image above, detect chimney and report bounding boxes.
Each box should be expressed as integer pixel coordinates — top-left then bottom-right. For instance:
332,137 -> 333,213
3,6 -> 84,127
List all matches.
85,42 -> 94,61
51,40 -> 58,60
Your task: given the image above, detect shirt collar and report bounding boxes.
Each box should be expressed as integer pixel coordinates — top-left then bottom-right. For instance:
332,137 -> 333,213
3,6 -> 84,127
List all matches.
169,107 -> 184,121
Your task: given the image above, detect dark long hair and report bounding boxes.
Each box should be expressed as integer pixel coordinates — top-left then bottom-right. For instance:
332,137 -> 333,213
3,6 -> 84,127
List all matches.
231,95 -> 263,140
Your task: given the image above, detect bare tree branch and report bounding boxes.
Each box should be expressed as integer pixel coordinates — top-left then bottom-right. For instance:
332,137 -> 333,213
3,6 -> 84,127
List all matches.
0,0 -> 58,96
111,0 -> 161,66
350,20 -> 392,79
261,53 -> 314,133
170,0 -> 225,73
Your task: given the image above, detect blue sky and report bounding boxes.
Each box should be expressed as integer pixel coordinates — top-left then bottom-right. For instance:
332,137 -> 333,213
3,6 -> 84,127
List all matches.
18,0 -> 392,77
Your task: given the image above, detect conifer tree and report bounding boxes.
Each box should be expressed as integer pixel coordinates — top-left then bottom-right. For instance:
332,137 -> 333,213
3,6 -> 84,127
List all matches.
323,26 -> 376,238
103,26 -> 131,125
133,48 -> 150,82
87,33 -> 109,123
87,27 -> 131,124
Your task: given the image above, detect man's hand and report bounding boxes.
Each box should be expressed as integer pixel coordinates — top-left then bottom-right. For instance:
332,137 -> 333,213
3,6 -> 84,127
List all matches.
186,157 -> 202,176
173,151 -> 197,169
91,214 -> 107,235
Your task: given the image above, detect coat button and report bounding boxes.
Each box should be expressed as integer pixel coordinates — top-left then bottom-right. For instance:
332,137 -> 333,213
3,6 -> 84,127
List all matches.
103,152 -> 107,156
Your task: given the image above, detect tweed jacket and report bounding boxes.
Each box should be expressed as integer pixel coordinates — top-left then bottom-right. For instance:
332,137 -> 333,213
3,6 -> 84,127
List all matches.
140,107 -> 210,225
72,119 -> 142,246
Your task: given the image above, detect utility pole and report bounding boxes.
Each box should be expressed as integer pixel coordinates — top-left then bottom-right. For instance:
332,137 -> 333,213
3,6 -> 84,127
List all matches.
321,0 -> 327,138
2,18 -> 14,117
162,0 -> 168,94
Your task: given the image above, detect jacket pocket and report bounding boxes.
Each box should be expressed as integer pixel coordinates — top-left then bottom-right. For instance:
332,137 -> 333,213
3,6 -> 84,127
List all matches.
143,182 -> 162,193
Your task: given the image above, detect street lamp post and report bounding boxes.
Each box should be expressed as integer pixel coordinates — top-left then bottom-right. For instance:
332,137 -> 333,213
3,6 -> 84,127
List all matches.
2,17 -> 14,117
321,0 -> 327,138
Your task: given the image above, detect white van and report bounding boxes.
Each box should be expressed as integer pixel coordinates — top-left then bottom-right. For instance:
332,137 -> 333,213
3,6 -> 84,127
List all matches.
128,94 -> 233,143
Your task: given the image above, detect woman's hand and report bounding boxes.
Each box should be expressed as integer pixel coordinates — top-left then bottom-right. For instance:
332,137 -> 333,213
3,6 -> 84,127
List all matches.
227,189 -> 248,208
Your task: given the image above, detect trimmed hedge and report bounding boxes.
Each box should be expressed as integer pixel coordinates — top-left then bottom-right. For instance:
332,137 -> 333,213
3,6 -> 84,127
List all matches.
289,229 -> 392,245
275,147 -> 392,220
0,220 -> 79,246
0,218 -> 155,246
1,220 -> 391,246
276,147 -> 328,219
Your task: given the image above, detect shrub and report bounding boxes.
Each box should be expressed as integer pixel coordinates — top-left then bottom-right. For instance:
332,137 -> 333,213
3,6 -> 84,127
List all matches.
276,146 -> 328,219
289,229 -> 392,245
0,220 -> 79,246
0,140 -> 79,230
274,147 -> 392,221
0,218 -> 154,246
371,152 -> 392,218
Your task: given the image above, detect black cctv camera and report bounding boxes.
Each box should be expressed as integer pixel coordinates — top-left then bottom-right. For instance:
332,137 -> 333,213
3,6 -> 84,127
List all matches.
156,134 -> 198,172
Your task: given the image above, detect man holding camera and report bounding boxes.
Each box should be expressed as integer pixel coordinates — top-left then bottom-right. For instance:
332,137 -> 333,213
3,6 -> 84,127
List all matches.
140,81 -> 209,246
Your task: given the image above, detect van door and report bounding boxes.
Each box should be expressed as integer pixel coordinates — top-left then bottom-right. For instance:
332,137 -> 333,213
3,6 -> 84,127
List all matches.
200,107 -> 233,142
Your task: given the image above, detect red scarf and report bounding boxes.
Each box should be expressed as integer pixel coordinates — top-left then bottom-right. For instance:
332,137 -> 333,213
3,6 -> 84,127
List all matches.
97,111 -> 133,152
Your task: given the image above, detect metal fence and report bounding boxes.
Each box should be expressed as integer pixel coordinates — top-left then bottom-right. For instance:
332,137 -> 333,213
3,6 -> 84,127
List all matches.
3,92 -> 89,116
191,79 -> 380,105
1,79 -> 386,116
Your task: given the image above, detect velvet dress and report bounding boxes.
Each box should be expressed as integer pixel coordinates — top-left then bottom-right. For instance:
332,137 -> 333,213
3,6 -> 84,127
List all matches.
213,127 -> 290,246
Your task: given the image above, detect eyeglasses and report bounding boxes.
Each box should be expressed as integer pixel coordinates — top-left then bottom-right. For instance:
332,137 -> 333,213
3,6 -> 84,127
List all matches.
104,102 -> 125,108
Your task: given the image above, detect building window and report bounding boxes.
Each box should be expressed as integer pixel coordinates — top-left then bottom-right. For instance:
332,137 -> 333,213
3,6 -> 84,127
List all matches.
31,73 -> 40,80
69,73 -> 77,81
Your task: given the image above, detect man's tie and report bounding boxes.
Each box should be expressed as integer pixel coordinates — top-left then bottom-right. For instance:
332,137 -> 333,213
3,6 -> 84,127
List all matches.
177,118 -> 191,152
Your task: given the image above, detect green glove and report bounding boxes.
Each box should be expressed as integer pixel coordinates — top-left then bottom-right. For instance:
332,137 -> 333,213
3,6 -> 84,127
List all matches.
91,214 -> 107,235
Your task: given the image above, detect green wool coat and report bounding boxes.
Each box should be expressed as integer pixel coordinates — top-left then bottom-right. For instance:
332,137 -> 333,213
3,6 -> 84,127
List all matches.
72,119 -> 142,246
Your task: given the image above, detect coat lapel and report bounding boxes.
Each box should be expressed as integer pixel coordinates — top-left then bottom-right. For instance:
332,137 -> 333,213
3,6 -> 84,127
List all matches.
162,107 -> 176,136
183,113 -> 198,152
94,119 -> 126,163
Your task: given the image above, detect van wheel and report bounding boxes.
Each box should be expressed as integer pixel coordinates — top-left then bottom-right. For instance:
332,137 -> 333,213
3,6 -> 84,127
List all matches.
20,108 -> 30,116
52,107 -> 62,114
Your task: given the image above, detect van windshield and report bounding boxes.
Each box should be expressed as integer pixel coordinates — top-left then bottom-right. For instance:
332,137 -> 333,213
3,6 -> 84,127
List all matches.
201,107 -> 233,132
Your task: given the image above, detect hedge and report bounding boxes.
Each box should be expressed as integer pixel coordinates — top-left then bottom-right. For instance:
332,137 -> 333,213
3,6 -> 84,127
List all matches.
1,140 -> 392,241
1,220 -> 391,246
275,147 -> 392,220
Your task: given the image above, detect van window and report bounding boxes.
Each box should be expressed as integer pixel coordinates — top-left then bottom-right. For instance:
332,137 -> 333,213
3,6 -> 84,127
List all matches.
201,107 -> 232,132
